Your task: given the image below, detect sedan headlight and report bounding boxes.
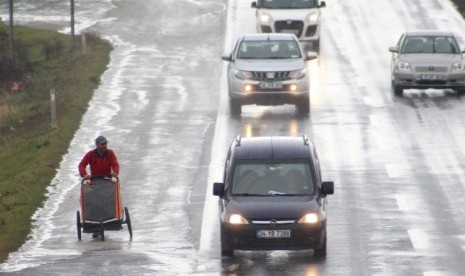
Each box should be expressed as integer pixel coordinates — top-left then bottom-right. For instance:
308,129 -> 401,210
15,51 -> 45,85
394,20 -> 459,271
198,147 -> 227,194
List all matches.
289,68 -> 307,79
234,69 -> 253,80
298,213 -> 320,224
305,13 -> 319,23
397,62 -> 411,72
227,214 -> 249,225
260,13 -> 273,24
452,62 -> 465,72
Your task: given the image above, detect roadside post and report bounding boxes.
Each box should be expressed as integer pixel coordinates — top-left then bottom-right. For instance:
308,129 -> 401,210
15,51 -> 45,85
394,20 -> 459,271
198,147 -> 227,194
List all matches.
50,89 -> 57,129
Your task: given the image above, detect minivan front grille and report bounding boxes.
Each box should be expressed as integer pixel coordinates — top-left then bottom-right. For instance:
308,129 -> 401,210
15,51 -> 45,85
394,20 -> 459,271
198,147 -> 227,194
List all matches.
275,20 -> 304,38
251,71 -> 291,81
415,66 -> 448,73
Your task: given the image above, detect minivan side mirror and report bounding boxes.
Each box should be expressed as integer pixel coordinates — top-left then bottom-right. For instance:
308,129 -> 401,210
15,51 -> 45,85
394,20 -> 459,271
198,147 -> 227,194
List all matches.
321,181 -> 334,196
389,46 -> 399,53
319,1 -> 326,8
213,182 -> 225,197
222,51 -> 232,62
251,1 -> 257,8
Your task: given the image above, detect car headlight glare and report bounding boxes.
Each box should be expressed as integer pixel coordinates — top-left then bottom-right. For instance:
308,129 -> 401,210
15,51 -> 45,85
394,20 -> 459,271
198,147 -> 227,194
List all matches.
234,69 -> 253,80
260,13 -> 273,24
306,13 -> 319,23
397,62 -> 411,72
228,214 -> 249,224
452,63 -> 465,72
289,68 -> 307,79
298,213 -> 320,224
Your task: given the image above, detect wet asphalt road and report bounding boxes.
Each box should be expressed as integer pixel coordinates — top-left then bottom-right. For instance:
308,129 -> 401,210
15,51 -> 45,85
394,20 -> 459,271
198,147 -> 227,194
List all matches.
2,0 -> 465,275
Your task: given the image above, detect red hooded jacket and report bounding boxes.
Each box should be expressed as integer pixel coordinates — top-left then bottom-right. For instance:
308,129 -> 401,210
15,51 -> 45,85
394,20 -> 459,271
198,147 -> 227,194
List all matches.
78,149 -> 120,177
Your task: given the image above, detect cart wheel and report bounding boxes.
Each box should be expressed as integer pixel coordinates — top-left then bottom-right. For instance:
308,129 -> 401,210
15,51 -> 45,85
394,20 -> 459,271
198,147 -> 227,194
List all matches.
76,211 -> 82,241
124,207 -> 133,240
100,222 -> 105,241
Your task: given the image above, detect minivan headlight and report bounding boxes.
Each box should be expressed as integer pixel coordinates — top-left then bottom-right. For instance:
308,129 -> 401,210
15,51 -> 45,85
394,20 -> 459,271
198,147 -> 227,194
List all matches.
306,13 -> 319,23
227,213 -> 249,224
298,213 -> 320,224
289,68 -> 307,79
260,13 -> 273,24
452,62 -> 465,72
234,69 -> 253,80
397,62 -> 411,72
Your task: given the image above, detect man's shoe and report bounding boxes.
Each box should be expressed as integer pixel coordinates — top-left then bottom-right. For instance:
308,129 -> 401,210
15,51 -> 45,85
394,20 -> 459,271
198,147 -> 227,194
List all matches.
92,233 -> 99,239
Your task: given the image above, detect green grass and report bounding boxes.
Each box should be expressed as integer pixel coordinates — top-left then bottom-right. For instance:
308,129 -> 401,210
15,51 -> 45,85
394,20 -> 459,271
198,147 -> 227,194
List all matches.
0,23 -> 112,262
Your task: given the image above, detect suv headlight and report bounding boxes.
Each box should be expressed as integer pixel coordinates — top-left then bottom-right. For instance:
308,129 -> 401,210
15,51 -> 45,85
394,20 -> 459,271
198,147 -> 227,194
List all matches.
298,213 -> 320,224
226,213 -> 249,225
397,62 -> 411,72
234,69 -> 253,80
260,13 -> 273,24
289,68 -> 307,79
305,13 -> 319,23
452,62 -> 465,72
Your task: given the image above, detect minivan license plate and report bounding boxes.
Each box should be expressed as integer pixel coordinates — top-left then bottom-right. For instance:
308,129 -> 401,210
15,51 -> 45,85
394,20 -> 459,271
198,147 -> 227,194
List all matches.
257,230 -> 291,239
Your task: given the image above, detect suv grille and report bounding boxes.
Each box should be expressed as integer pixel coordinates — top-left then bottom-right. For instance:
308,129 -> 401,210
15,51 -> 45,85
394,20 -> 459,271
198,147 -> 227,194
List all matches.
275,20 -> 304,37
252,71 -> 291,81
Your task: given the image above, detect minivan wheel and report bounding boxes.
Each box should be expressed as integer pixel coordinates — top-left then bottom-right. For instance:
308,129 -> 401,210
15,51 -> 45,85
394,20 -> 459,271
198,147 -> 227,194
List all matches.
392,81 -> 403,97
221,226 -> 234,257
314,237 -> 327,259
456,87 -> 465,96
229,97 -> 241,116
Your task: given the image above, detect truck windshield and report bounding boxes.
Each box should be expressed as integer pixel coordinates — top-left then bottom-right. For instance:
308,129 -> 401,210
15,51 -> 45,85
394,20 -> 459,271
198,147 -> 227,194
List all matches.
237,40 -> 302,59
260,0 -> 318,9
232,159 -> 315,196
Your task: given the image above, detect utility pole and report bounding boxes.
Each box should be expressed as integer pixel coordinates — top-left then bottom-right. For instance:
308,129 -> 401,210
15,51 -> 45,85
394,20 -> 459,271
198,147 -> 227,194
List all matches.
70,0 -> 75,46
8,0 -> 15,64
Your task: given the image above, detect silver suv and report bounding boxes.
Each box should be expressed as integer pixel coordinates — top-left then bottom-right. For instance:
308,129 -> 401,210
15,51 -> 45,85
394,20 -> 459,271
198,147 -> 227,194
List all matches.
222,33 -> 317,115
251,0 -> 326,51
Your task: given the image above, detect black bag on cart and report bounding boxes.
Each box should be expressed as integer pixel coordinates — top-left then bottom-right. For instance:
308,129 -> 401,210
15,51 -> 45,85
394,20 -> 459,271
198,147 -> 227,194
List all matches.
82,178 -> 116,222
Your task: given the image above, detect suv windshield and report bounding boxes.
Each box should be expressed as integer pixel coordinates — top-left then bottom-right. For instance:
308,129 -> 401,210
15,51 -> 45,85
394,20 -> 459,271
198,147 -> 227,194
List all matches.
402,36 -> 460,54
237,40 -> 302,59
232,159 -> 315,196
260,0 -> 318,9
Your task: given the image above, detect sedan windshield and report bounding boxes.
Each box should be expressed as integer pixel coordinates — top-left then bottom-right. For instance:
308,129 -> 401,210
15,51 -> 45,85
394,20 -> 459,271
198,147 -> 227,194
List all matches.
260,0 -> 318,9
237,40 -> 302,59
402,36 -> 460,54
232,159 -> 315,196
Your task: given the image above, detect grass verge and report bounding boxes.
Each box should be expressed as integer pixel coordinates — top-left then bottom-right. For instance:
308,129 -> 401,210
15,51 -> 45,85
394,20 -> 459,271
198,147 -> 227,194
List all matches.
0,23 -> 112,262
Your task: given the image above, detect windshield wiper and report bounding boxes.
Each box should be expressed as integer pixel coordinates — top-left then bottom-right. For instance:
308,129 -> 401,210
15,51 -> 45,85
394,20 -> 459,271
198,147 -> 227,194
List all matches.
234,193 -> 266,196
268,190 -> 286,196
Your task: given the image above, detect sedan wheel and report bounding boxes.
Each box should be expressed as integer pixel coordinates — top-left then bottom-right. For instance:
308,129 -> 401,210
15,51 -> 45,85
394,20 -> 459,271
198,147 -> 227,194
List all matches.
391,81 -> 403,97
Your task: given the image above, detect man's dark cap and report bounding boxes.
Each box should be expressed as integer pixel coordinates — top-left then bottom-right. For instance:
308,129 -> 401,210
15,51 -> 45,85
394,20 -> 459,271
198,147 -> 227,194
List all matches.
95,136 -> 108,145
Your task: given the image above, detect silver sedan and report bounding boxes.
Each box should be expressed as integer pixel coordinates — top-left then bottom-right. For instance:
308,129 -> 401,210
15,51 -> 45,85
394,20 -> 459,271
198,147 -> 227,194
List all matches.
389,30 -> 465,96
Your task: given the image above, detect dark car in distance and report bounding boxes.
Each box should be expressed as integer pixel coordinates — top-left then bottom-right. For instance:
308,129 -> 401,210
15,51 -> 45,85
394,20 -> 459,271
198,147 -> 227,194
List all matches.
213,135 -> 334,258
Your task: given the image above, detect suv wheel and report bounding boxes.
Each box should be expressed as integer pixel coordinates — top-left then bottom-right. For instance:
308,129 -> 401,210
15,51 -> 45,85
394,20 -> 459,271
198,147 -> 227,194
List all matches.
391,81 -> 403,97
229,97 -> 242,116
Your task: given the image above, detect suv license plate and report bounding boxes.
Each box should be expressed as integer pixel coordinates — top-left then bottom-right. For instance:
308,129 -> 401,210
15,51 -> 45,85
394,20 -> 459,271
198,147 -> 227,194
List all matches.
257,230 -> 291,239
259,82 -> 283,89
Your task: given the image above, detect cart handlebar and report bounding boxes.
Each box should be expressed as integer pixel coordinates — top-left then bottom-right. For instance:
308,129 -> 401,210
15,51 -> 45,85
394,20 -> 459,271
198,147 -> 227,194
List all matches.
81,175 -> 119,185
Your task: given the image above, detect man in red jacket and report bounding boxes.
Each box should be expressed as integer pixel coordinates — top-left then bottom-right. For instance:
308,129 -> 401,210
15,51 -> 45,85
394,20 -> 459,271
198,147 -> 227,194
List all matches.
79,136 -> 120,179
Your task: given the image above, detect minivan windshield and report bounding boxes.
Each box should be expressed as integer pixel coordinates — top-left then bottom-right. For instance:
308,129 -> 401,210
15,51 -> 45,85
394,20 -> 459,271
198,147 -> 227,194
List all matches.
237,40 -> 302,59
232,159 -> 315,196
260,0 -> 318,9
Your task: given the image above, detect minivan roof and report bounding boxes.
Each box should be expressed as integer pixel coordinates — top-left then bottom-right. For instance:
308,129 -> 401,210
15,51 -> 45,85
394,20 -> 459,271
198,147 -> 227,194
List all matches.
233,136 -> 313,160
